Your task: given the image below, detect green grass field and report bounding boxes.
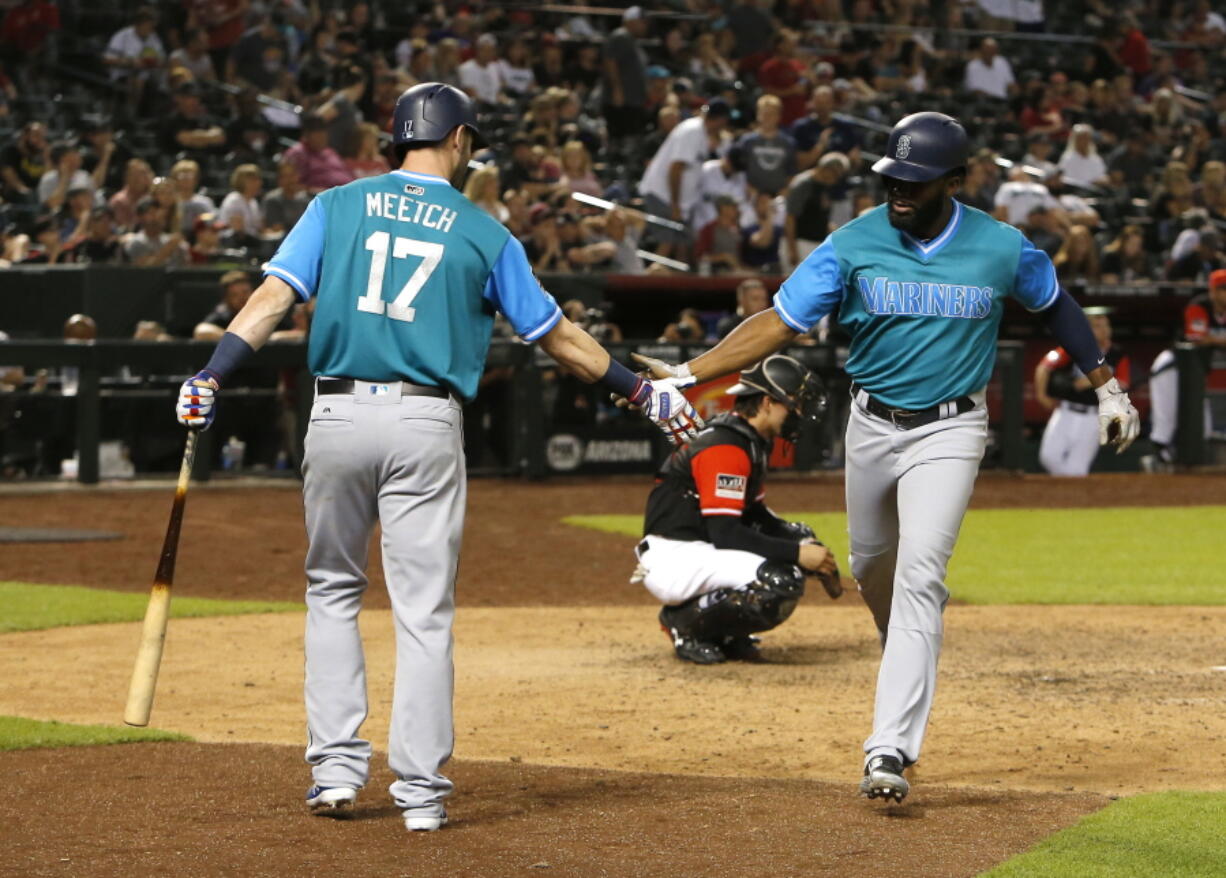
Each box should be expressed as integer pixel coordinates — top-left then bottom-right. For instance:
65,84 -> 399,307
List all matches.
565,506 -> 1226,605
0,581 -> 303,633
0,716 -> 189,751
981,792 -> 1226,877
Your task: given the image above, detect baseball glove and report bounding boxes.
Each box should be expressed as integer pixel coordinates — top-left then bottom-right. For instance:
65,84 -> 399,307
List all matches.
806,557 -> 844,600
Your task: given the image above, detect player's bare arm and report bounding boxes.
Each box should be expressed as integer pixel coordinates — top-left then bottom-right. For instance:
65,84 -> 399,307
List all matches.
633,309 -> 798,383
221,276 -> 298,351
540,316 -> 707,444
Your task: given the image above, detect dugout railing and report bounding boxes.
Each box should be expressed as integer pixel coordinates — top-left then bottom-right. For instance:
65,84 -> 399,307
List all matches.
0,337 -> 1058,484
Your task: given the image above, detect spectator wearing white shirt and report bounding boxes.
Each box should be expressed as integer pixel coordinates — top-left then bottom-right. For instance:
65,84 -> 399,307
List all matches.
459,34 -> 504,105
692,145 -> 752,230
218,164 -> 264,238
497,38 -> 536,97
168,28 -> 216,82
1057,123 -> 1110,189
993,166 -> 1062,227
638,99 -> 731,257
37,142 -> 94,211
103,7 -> 165,108
964,38 -> 1015,100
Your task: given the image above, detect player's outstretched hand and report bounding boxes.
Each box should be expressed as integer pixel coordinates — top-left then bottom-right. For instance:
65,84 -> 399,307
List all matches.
1095,378 -> 1140,453
641,376 -> 705,446
630,352 -> 691,380
176,370 -> 220,430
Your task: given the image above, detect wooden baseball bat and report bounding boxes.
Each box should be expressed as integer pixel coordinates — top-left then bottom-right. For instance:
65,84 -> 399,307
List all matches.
123,430 -> 198,727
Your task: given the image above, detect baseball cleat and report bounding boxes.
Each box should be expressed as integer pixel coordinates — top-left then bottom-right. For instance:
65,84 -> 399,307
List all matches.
658,608 -> 726,664
859,754 -> 909,803
404,812 -> 448,832
721,634 -> 763,662
307,785 -> 358,812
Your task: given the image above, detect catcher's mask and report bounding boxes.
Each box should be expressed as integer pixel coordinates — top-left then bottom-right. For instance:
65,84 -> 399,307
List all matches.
726,355 -> 828,443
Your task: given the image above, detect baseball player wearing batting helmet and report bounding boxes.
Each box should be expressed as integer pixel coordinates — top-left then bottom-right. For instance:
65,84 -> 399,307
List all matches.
631,110 -> 1139,802
634,355 -> 842,664
174,83 -> 702,832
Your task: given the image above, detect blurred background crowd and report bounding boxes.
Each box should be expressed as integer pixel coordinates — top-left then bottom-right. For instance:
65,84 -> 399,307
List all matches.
0,0 -> 1221,298
1,0 -> 1225,479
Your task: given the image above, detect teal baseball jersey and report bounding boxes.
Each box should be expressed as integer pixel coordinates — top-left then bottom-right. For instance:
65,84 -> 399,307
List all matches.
265,170 -> 561,400
774,200 -> 1058,409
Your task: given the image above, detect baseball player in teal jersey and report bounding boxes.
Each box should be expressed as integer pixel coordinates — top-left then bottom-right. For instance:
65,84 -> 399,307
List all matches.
174,84 -> 702,832
634,112 -> 1140,803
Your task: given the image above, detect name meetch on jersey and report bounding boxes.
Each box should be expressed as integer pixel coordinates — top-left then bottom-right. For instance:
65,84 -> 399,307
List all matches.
857,276 -> 994,320
365,191 -> 457,232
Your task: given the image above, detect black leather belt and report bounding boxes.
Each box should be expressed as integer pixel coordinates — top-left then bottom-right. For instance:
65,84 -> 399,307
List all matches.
316,378 -> 449,399
851,381 -> 975,430
1064,401 -> 1093,414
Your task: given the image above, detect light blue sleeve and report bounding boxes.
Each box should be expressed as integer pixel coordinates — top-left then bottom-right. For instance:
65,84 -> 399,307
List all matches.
483,235 -> 562,341
264,196 -> 325,301
773,238 -> 843,332
1012,237 -> 1060,312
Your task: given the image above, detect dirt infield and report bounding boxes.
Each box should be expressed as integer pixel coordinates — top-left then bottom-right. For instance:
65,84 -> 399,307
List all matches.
0,472 -> 1221,607
1,743 -> 1106,878
1,472 -> 1224,876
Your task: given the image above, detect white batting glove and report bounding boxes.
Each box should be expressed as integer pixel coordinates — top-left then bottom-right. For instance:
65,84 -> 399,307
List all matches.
1095,378 -> 1139,453
641,376 -> 705,446
176,370 -> 220,430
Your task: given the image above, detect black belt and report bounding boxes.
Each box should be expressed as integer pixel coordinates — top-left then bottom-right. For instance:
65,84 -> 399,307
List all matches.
851,381 -> 976,430
316,378 -> 449,399
1063,401 -> 1094,414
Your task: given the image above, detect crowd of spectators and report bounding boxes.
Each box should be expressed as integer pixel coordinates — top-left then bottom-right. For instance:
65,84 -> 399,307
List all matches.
0,0 -> 1224,297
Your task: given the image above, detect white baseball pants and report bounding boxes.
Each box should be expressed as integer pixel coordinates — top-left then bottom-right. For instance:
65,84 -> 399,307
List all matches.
635,535 -> 765,605
845,391 -> 988,766
1149,349 -> 1212,448
1038,402 -> 1100,476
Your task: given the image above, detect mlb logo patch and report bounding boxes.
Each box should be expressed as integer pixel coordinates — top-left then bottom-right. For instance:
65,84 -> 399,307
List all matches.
370,384 -> 391,396
715,473 -> 747,500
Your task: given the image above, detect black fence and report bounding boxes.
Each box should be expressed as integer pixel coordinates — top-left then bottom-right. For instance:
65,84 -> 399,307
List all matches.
0,338 -> 1059,483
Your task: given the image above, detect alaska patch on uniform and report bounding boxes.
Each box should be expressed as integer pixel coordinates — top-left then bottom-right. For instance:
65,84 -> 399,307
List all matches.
714,473 -> 747,499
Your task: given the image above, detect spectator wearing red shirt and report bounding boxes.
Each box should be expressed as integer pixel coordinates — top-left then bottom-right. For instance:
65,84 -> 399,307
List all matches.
283,115 -> 355,194
757,31 -> 810,127
189,0 -> 250,76
1118,13 -> 1151,77
1,0 -> 60,62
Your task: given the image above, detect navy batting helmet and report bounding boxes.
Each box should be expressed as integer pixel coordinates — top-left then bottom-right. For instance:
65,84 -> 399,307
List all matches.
871,112 -> 968,182
391,82 -> 486,150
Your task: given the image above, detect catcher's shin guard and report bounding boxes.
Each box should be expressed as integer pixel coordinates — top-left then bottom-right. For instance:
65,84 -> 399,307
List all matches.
662,561 -> 806,642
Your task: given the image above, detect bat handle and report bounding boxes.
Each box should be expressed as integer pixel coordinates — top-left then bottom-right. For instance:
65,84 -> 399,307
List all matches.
123,583 -> 172,727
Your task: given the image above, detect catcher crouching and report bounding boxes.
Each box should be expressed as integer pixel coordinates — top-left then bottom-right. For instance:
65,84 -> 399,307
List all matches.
633,355 -> 842,664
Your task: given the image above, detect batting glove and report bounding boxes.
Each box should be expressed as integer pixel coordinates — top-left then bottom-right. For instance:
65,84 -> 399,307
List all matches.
176,369 -> 220,430
1095,377 -> 1139,453
641,376 -> 705,446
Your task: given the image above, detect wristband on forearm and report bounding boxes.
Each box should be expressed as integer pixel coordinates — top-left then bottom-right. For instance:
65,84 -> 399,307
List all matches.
600,357 -> 652,406
1041,288 -> 1104,376
203,331 -> 256,384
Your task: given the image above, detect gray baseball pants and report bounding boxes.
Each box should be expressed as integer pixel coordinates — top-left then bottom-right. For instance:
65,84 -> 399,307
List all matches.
845,390 -> 987,766
301,385 -> 465,818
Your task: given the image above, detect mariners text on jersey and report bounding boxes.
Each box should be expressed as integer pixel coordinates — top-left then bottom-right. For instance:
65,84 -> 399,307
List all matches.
773,199 -> 1059,409
857,277 -> 994,319
365,191 -> 458,232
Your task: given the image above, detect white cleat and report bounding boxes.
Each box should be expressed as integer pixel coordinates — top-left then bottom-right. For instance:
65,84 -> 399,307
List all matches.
404,812 -> 448,832
306,785 -> 358,813
859,755 -> 910,803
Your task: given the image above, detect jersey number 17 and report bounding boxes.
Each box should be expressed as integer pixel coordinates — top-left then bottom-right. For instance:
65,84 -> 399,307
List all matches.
357,230 -> 444,323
